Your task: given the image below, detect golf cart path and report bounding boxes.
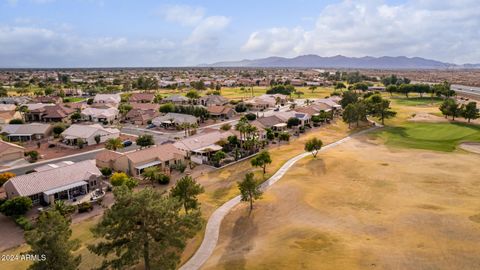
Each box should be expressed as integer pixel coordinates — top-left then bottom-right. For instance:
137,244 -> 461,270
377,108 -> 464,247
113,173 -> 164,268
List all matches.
180,125 -> 380,270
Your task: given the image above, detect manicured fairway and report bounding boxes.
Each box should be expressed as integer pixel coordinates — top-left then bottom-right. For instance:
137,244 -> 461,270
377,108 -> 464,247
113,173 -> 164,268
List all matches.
375,122 -> 480,152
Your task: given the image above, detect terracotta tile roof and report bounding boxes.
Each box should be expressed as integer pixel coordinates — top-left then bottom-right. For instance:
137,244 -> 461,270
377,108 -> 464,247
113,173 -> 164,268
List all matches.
125,143 -> 185,163
95,149 -> 124,163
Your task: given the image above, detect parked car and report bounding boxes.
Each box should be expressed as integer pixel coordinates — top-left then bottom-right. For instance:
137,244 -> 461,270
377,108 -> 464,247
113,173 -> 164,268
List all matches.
274,107 -> 280,111
146,124 -> 156,129
123,140 -> 133,147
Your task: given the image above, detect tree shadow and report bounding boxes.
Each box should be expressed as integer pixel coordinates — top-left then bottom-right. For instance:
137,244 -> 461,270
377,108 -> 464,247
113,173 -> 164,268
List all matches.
217,211 -> 258,270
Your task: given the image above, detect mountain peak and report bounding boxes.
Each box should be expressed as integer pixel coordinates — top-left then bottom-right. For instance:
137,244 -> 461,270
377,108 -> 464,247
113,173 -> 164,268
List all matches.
203,54 -> 467,69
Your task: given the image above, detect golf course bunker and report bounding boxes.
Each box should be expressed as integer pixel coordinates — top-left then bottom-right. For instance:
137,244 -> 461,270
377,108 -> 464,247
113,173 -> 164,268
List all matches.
459,142 -> 480,154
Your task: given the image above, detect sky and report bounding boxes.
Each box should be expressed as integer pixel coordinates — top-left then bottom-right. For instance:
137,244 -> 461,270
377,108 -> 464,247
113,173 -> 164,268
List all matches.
0,0 -> 479,67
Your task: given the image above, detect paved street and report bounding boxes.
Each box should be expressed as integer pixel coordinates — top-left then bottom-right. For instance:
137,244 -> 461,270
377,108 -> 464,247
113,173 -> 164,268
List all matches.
451,84 -> 480,98
1,143 -> 139,175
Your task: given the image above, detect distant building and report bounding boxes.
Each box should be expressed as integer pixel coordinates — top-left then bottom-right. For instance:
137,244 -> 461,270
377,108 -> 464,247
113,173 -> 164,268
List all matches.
61,124 -> 120,146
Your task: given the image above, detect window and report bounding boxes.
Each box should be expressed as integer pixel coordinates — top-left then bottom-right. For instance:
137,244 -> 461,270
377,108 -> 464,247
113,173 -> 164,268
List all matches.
30,194 -> 40,204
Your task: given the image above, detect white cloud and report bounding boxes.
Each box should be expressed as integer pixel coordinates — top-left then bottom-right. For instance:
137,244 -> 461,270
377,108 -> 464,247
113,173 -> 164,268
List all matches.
242,0 -> 480,63
0,26 -> 178,67
160,5 -> 205,26
185,16 -> 230,45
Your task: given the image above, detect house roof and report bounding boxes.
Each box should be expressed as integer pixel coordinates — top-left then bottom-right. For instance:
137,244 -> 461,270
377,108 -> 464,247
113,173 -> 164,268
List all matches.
152,113 -> 197,126
81,107 -> 119,118
1,123 -> 52,135
4,160 -> 101,197
174,130 -> 233,152
163,95 -> 188,102
0,104 -> 16,111
0,139 -> 25,153
42,105 -> 74,119
95,149 -> 124,163
130,103 -> 159,111
207,105 -> 234,115
61,124 -> 120,139
200,95 -> 229,105
125,143 -> 185,163
130,93 -> 154,101
93,94 -> 121,104
255,116 -> 284,128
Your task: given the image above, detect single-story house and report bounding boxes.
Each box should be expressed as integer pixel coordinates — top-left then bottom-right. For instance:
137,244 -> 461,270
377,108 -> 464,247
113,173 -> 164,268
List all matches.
275,111 -> 311,126
3,160 -> 101,205
25,104 -> 74,122
245,94 -> 289,110
81,107 -> 119,123
0,97 -> 30,105
0,140 -> 25,163
125,108 -> 159,125
174,130 -> 233,164
61,124 -> 120,146
96,143 -> 186,177
207,105 -> 236,119
129,93 -> 155,103
254,115 -> 285,129
32,96 -> 63,104
161,95 -> 189,105
199,95 -> 229,107
93,94 -> 121,107
1,123 -> 52,141
152,113 -> 198,128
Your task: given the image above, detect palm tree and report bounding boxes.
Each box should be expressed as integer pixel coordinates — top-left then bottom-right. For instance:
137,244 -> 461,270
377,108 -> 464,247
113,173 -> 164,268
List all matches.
142,166 -> 160,187
105,138 -> 123,151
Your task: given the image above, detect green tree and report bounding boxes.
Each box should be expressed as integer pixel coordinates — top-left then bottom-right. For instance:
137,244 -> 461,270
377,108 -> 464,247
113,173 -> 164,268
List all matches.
304,137 -> 323,158
105,138 -> 123,151
89,186 -> 202,270
70,112 -> 81,122
366,94 -> 397,125
287,117 -> 301,128
53,123 -> 66,136
136,134 -> 154,148
340,91 -> 359,109
342,103 -> 357,128
238,172 -> 262,213
0,85 -> 7,97
185,89 -> 200,101
463,102 -> 479,123
9,118 -> 24,124
159,103 -> 175,113
25,210 -> 81,270
440,98 -> 462,120
251,150 -> 272,176
211,151 -> 226,166
0,196 -> 32,216
94,134 -> 101,144
53,200 -> 77,219
110,172 -> 138,189
142,166 -> 161,187
334,82 -> 346,90
170,176 -> 205,213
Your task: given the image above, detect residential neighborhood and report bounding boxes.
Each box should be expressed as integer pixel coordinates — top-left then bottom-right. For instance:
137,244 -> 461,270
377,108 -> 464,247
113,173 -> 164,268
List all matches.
1,1 -> 480,269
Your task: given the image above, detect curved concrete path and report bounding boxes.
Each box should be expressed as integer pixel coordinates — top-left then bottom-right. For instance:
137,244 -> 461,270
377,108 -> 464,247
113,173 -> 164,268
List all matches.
180,126 -> 378,270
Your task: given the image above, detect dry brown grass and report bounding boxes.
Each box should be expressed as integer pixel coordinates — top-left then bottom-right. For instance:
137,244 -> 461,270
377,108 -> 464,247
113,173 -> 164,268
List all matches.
203,136 -> 480,270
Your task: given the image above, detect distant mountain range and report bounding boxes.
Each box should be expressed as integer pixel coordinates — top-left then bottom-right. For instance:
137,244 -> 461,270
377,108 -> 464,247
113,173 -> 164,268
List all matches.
201,54 -> 480,69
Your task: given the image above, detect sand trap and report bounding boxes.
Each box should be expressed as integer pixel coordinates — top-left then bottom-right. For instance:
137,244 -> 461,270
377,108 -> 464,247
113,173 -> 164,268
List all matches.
460,142 -> 480,154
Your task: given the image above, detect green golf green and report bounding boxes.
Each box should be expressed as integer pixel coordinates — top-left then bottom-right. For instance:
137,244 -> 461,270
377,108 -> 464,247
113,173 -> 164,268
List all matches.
375,122 -> 480,152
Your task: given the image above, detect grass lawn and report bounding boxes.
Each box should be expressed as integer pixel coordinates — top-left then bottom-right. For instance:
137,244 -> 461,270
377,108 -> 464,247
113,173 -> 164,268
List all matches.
0,216 -> 102,270
391,96 -> 443,106
374,122 -> 480,152
156,86 -> 336,101
63,97 -> 86,103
